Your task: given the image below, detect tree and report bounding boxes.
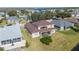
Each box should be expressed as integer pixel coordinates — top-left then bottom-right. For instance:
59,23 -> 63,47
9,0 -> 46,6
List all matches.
56,12 -> 71,19
8,10 -> 17,16
30,9 -> 72,21
31,11 -> 54,21
26,41 -> 30,48
40,36 -> 52,45
44,11 -> 54,19
0,47 -> 4,51
21,9 -> 25,14
31,12 -> 40,21
54,9 -> 72,19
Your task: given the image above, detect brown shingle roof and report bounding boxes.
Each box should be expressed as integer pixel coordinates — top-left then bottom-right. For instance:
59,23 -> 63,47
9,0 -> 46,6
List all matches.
32,20 -> 51,27
25,20 -> 53,34
39,28 -> 53,33
25,23 -> 38,33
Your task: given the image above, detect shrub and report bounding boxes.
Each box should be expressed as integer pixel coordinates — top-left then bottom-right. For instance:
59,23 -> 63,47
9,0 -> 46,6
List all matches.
0,21 -> 2,23
40,36 -> 52,45
71,24 -> 79,32
75,24 -> 79,28
0,47 -> 4,51
26,41 -> 30,48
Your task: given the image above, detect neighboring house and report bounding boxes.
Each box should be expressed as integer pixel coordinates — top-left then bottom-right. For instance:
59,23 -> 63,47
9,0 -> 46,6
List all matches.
0,12 -> 6,20
25,20 -> 55,38
66,19 -> 79,24
19,15 -> 27,20
0,17 -> 5,21
7,16 -> 19,24
0,24 -> 25,50
51,20 -> 74,30
0,12 -> 5,16
71,9 -> 79,17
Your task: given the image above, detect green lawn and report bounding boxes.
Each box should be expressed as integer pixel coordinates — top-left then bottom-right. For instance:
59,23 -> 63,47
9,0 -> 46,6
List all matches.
21,28 -> 32,43
52,30 -> 79,51
59,29 -> 77,35
19,19 -> 28,24
21,28 -> 79,51
0,20 -> 7,25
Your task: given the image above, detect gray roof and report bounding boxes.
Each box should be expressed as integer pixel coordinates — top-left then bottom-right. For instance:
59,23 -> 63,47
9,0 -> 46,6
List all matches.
0,24 -> 22,41
51,20 -> 74,28
8,16 -> 19,21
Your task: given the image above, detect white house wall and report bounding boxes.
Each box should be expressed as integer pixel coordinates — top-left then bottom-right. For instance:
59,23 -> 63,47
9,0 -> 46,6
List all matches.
52,24 -> 54,28
47,25 -> 54,28
60,27 -> 64,31
0,40 -> 25,50
51,29 -> 55,34
32,32 -> 40,38
38,24 -> 54,30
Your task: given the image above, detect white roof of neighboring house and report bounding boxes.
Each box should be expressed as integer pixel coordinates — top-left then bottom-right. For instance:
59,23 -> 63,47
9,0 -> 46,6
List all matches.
7,16 -> 19,21
20,15 -> 27,19
0,24 -> 22,41
0,12 -> 5,15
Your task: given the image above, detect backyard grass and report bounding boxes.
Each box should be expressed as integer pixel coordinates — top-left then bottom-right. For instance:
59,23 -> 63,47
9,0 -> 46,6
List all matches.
0,20 -> 7,25
19,19 -> 28,24
21,28 -> 79,51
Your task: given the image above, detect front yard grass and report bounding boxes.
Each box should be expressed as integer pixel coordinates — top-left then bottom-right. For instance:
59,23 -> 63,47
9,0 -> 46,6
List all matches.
21,28 -> 79,51
0,20 -> 7,25
19,19 -> 28,24
59,29 -> 77,35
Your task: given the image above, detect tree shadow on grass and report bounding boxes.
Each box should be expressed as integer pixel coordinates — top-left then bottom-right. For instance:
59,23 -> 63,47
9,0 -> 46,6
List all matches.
71,43 -> 79,51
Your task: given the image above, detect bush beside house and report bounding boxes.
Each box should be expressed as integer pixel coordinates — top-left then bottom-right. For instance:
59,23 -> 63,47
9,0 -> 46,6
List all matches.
0,47 -> 4,51
71,24 -> 79,32
40,36 -> 52,45
25,41 -> 30,48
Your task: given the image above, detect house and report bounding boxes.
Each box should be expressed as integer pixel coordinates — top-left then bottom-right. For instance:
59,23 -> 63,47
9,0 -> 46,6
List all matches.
0,24 -> 25,50
51,20 -> 74,30
19,15 -> 27,20
0,12 -> 5,16
7,16 -> 19,24
25,20 -> 55,38
67,19 -> 79,24
71,9 -> 79,18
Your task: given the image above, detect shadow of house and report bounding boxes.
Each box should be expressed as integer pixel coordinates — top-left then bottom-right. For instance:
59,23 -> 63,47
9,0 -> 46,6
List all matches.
71,43 -> 79,51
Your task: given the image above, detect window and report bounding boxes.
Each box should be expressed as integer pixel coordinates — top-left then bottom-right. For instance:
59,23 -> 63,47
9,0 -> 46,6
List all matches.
6,39 -> 12,44
1,39 -> 12,45
17,37 -> 21,42
1,40 -> 6,45
13,37 -> 21,43
40,26 -> 47,29
13,38 -> 17,43
1,37 -> 21,45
